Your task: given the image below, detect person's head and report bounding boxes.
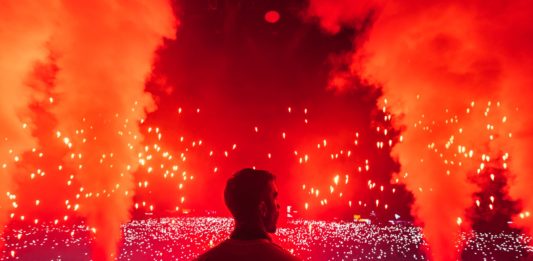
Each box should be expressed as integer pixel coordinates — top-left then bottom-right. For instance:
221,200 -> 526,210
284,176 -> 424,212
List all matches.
224,168 -> 280,233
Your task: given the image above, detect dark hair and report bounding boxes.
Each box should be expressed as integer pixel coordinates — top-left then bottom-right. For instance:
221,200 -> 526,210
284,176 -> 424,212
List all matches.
224,168 -> 275,221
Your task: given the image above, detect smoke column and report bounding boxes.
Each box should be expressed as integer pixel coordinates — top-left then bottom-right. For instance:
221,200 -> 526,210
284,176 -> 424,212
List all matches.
48,1 -> 175,260
0,0 -> 55,251
308,0 -> 533,260
495,0 -> 533,239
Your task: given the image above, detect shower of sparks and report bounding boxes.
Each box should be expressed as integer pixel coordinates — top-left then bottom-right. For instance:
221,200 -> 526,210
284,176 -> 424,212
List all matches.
2,0 -> 533,260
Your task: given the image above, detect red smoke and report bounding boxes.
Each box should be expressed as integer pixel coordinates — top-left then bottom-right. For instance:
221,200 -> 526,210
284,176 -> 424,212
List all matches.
308,0 -> 533,260
1,0 -> 175,259
49,1 -> 175,259
2,0 -> 532,259
498,1 -> 533,237
0,0 -> 55,251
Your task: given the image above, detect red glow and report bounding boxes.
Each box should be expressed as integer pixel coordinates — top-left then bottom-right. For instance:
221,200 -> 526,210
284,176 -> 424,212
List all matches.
1,0 -> 533,260
264,10 -> 280,24
309,0 -> 533,260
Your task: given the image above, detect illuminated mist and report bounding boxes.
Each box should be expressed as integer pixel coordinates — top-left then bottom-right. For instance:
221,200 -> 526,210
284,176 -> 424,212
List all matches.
0,0 -> 55,251
48,1 -> 175,259
308,0 -> 533,260
1,0 -> 532,260
1,0 -> 175,259
496,0 -> 533,239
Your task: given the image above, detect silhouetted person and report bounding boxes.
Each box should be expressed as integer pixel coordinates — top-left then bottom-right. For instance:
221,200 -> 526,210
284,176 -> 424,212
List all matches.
196,168 -> 300,261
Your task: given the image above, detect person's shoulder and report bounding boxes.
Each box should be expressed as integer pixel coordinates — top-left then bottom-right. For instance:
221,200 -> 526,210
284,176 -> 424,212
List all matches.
194,240 -> 229,261
195,239 -> 301,261
257,240 -> 300,261
194,249 -> 211,261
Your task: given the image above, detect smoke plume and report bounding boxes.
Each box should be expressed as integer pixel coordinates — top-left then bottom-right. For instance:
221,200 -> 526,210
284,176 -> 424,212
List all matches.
308,0 -> 533,260
1,0 -> 175,259
496,1 -> 533,237
48,1 -> 175,259
0,0 -> 55,250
